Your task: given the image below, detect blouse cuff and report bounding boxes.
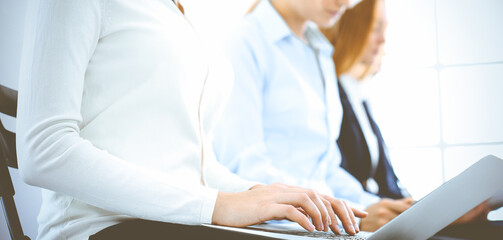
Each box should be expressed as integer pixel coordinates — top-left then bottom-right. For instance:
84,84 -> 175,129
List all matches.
199,187 -> 219,224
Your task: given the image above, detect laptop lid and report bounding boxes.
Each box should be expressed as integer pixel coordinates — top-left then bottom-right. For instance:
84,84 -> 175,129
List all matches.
369,154 -> 503,240
204,155 -> 503,240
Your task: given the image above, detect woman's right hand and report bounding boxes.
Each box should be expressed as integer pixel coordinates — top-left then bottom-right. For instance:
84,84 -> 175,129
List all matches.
212,183 -> 367,235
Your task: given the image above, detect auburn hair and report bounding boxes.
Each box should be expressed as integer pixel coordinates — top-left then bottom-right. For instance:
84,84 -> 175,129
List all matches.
177,2 -> 184,14
247,0 -> 260,14
321,0 -> 378,78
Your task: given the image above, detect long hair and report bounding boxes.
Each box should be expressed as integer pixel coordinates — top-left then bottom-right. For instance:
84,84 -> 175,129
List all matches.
247,0 -> 260,14
177,2 -> 185,14
321,0 -> 378,78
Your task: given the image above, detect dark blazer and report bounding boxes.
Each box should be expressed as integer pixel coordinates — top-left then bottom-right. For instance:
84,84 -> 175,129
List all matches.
337,81 -> 406,199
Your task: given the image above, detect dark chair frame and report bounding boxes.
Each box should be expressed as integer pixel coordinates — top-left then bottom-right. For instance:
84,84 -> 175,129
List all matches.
0,84 -> 30,240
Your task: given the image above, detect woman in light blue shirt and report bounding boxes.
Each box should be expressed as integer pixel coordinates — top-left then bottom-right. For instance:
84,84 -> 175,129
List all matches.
214,0 -> 380,214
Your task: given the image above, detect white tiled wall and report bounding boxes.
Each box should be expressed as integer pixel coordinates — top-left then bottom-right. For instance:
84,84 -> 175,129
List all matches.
389,147 -> 443,199
384,0 -> 437,67
436,0 -> 503,65
444,145 -> 503,181
369,68 -> 440,147
440,64 -> 503,144
371,0 -> 503,220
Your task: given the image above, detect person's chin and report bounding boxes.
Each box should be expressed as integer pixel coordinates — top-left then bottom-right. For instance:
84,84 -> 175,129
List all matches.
318,18 -> 337,28
327,15 -> 342,26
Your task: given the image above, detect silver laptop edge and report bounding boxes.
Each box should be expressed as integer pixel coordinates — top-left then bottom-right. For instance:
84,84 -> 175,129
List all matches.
369,154 -> 503,240
204,155 -> 503,240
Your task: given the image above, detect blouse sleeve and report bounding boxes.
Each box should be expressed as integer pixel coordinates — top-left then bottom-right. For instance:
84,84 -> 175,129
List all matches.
17,0 -> 218,225
204,135 -> 260,192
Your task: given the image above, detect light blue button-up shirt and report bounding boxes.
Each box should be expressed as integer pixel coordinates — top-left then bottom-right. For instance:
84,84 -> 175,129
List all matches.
213,0 -> 380,208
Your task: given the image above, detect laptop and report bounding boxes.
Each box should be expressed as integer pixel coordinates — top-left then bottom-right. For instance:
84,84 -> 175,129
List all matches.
203,155 -> 503,240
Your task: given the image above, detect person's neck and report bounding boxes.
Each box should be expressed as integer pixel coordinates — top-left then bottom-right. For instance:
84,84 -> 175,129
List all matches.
347,63 -> 367,82
271,0 -> 308,42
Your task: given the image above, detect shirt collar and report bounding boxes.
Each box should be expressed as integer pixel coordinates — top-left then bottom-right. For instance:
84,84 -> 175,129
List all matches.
252,0 -> 292,43
304,22 -> 334,54
252,1 -> 333,53
340,74 -> 366,103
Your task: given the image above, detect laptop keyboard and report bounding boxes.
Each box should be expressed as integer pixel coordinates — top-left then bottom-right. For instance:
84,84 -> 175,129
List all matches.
272,230 -> 373,239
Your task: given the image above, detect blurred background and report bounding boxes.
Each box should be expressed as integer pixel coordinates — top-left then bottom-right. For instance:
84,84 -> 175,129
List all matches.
1,0 -> 502,238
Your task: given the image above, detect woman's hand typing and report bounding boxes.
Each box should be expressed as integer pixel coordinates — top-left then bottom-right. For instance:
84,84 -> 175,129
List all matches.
212,183 -> 367,235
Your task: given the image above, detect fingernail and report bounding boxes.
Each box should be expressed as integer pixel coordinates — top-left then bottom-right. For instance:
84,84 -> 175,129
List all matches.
327,216 -> 332,225
349,224 -> 355,234
334,224 -> 340,234
354,222 -> 359,233
308,222 -> 315,231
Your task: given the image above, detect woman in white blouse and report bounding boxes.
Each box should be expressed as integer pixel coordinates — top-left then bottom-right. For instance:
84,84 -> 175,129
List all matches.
16,0 -> 364,239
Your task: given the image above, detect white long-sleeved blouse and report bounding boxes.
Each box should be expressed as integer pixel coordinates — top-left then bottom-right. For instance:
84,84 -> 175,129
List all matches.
16,1 -> 256,239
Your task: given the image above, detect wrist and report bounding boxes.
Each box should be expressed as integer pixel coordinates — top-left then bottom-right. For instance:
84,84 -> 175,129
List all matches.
212,192 -> 232,225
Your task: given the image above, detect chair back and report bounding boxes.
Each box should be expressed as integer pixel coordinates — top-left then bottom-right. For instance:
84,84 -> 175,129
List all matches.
0,84 -> 17,168
0,84 -> 30,240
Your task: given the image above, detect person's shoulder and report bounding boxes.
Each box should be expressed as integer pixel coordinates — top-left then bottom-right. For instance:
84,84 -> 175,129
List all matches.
226,15 -> 268,56
39,0 -> 102,9
229,14 -> 264,43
